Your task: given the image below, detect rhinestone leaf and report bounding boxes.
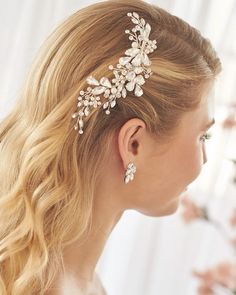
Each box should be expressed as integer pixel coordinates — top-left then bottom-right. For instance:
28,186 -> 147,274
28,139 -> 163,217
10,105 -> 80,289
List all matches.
135,75 -> 145,85
79,119 -> 84,128
92,86 -> 106,95
100,77 -> 112,88
125,48 -> 140,57
117,84 -> 123,92
86,76 -> 100,86
124,175 -> 130,184
134,84 -> 143,96
131,53 -> 142,66
141,52 -> 151,66
110,100 -> 116,108
131,18 -> 139,25
119,56 -> 132,65
140,18 -> 145,26
134,67 -> 143,74
126,71 -> 136,81
84,107 -> 90,116
122,88 -> 127,98
126,80 -> 135,91
144,23 -> 151,40
103,101 -> 109,109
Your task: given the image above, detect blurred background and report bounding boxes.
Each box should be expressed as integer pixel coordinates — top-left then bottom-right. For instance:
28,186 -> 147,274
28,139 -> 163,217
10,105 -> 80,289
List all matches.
0,0 -> 236,294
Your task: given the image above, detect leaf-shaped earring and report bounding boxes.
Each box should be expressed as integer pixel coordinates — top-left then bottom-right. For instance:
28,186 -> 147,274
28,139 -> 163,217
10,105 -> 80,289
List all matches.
124,162 -> 137,184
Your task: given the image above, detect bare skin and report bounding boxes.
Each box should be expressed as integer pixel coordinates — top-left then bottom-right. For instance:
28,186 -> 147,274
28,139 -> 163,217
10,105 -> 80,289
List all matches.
46,82 -> 215,294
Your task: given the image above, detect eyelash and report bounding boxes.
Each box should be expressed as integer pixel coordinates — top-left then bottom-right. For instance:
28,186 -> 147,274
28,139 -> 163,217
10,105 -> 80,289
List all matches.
200,132 -> 212,143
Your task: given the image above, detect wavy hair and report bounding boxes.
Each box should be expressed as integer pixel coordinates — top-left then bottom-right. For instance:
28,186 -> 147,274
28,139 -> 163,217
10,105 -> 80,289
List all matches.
0,0 -> 222,294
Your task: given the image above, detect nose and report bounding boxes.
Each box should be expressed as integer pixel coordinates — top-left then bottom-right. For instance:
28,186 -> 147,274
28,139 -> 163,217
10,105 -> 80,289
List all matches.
202,143 -> 208,164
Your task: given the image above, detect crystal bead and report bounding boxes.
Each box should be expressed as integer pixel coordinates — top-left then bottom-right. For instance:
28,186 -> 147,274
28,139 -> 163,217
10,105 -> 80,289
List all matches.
134,67 -> 143,74
111,87 -> 117,94
131,42 -> 138,48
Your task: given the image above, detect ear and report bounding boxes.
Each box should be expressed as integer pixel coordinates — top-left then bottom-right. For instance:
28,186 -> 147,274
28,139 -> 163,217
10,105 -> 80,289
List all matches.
117,118 -> 146,169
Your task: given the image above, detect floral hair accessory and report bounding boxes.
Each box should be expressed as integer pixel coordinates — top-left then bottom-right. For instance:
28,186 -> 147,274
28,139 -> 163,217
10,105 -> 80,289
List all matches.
72,11 -> 157,134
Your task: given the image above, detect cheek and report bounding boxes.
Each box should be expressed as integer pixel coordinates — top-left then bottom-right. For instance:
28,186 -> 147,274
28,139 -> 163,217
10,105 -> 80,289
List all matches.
179,138 -> 204,183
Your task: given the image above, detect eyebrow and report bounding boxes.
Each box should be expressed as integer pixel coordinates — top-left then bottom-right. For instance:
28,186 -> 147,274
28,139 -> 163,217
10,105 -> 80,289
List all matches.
205,118 -> 215,129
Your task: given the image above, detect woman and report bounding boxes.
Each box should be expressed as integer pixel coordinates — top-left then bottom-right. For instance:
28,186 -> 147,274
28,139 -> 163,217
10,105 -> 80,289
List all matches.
0,0 -> 222,294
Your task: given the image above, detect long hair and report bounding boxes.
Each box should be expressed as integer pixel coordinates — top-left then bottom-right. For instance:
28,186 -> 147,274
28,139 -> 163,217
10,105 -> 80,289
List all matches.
0,0 -> 222,293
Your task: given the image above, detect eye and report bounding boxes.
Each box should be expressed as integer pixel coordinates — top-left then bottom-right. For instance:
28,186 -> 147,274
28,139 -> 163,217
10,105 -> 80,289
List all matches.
200,132 -> 212,143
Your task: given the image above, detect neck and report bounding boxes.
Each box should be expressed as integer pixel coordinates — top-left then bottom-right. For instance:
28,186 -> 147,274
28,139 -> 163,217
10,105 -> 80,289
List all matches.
62,206 -> 123,282
47,188 -> 125,294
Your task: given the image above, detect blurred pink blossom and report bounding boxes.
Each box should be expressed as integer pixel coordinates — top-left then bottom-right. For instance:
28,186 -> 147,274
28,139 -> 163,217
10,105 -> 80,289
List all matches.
229,209 -> 236,227
193,261 -> 236,292
231,237 -> 236,249
197,285 -> 214,295
181,195 -> 208,223
221,113 -> 236,129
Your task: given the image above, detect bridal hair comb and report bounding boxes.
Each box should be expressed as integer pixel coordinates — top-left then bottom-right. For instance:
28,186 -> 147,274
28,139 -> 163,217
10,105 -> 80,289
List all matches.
72,11 -> 157,134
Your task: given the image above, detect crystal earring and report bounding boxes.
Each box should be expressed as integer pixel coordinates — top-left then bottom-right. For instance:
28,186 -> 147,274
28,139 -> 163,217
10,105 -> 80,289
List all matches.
124,162 -> 137,184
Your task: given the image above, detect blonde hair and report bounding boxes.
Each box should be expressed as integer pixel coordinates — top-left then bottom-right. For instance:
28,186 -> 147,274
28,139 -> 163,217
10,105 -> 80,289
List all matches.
0,0 -> 222,294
